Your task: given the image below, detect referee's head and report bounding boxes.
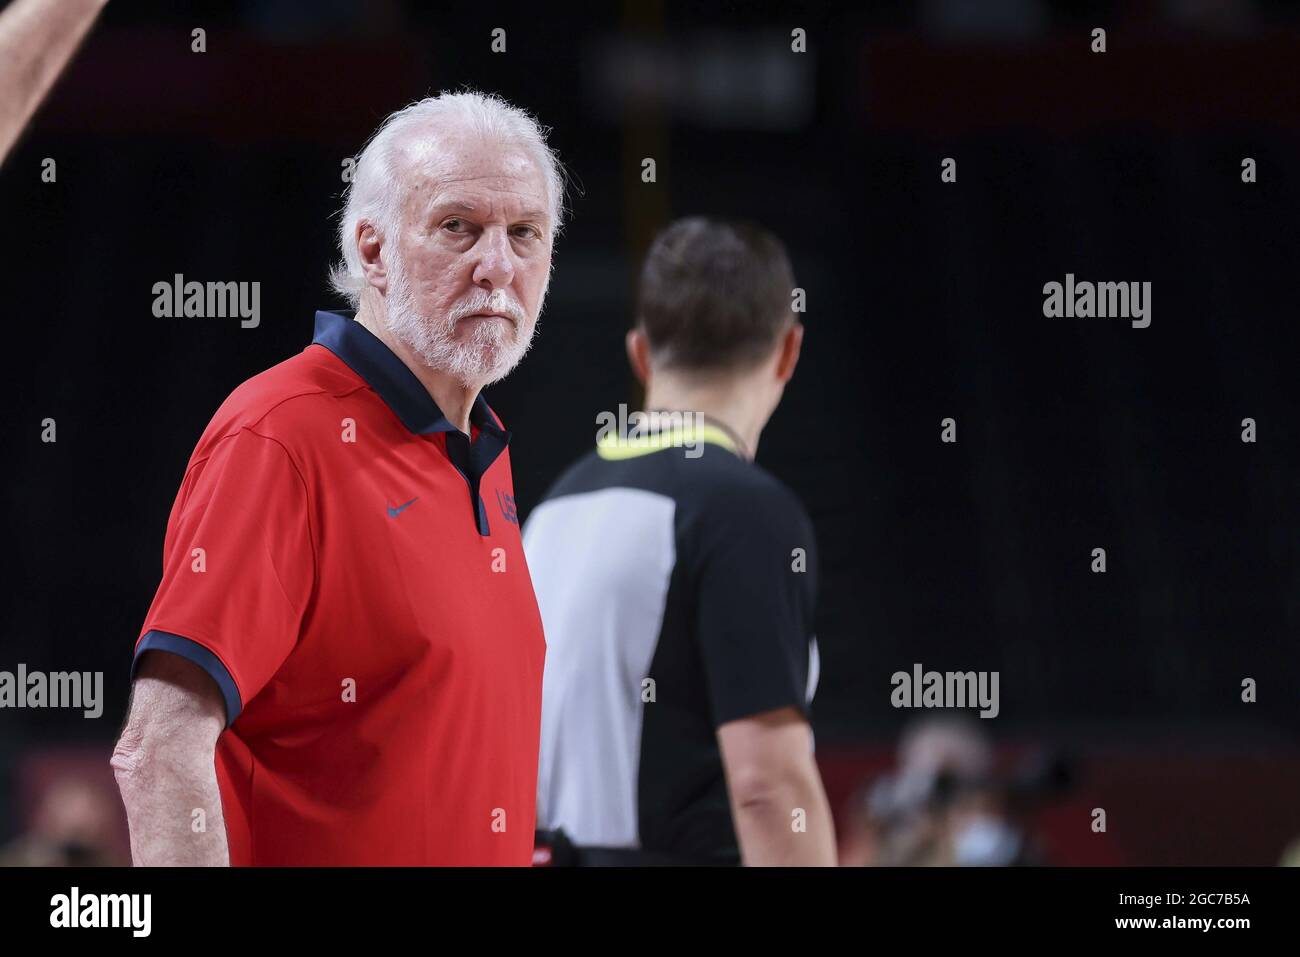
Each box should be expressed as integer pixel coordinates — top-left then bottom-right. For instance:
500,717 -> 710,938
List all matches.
627,217 -> 803,413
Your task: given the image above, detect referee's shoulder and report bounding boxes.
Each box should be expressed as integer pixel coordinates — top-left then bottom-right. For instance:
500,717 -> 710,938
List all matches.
534,447 -> 606,504
679,449 -> 814,536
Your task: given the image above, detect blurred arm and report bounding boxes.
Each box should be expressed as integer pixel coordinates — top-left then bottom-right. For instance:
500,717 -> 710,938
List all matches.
111,650 -> 230,866
0,0 -> 109,165
717,706 -> 837,866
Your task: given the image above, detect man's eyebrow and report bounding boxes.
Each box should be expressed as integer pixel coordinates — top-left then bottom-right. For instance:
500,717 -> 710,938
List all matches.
429,198 -> 548,221
430,199 -> 477,214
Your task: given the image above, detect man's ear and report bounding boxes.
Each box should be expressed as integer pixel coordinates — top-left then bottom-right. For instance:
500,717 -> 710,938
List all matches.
357,223 -> 388,293
775,322 -> 804,383
626,327 -> 652,386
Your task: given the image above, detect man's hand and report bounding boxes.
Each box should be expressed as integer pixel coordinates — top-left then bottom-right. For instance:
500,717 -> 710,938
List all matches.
112,649 -> 231,866
0,0 -> 110,166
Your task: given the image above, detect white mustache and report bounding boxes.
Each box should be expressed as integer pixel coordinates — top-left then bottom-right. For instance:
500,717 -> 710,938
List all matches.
448,289 -> 526,325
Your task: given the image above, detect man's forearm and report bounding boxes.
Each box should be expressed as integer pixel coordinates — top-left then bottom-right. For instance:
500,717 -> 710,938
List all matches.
0,0 -> 110,164
112,736 -> 230,866
732,775 -> 838,866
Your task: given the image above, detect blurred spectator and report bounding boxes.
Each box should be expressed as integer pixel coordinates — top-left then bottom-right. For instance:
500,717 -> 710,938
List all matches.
841,716 -> 1070,867
1281,836 -> 1300,867
0,773 -> 126,866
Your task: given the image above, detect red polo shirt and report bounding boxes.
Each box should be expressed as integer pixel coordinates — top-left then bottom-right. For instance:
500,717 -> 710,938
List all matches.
133,309 -> 545,865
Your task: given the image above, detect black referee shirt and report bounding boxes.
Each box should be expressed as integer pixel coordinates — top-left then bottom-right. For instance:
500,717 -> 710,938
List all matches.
523,419 -> 819,864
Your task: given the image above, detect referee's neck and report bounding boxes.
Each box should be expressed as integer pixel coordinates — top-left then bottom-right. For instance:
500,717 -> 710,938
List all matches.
643,371 -> 775,462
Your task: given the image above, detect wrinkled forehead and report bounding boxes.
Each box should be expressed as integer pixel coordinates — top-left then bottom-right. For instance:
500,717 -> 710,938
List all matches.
391,127 -> 549,222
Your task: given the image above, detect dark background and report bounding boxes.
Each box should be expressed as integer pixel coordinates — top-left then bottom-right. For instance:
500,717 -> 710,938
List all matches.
1,0 -> 1297,864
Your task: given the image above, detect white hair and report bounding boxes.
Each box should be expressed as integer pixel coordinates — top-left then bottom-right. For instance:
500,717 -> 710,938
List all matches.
329,89 -> 566,308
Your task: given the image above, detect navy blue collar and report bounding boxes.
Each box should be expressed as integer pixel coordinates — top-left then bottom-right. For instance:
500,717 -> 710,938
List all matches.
311,310 -> 512,536
311,309 -> 509,442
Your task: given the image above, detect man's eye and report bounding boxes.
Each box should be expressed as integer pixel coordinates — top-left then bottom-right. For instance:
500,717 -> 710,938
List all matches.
512,226 -> 539,239
443,219 -> 465,232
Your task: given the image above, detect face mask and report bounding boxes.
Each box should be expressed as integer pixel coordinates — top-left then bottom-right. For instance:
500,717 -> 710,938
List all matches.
953,815 -> 1022,866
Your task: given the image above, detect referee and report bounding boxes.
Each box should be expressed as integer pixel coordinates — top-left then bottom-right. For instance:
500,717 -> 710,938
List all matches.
524,218 -> 836,866
112,91 -> 560,865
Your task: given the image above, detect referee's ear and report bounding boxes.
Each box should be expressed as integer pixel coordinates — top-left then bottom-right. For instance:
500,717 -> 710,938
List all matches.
774,321 -> 804,384
626,327 -> 652,386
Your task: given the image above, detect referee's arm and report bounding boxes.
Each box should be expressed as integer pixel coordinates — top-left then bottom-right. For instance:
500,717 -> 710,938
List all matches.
719,707 -> 837,866
696,481 -> 836,866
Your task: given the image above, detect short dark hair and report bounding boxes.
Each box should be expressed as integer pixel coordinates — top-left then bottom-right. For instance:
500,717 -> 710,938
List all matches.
635,217 -> 796,372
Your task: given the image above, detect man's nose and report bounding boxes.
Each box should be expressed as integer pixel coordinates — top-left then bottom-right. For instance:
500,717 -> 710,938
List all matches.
471,227 -> 516,289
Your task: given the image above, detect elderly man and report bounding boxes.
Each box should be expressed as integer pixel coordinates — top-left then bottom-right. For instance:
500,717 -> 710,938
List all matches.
113,91 -> 562,865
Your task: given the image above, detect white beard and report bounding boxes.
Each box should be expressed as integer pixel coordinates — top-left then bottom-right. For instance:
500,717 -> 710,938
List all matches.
384,256 -> 541,387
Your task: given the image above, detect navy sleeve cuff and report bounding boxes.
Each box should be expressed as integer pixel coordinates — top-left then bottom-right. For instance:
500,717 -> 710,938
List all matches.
132,630 -> 242,727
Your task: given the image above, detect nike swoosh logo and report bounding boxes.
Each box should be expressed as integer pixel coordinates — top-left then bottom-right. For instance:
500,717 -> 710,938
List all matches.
387,497 -> 418,519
